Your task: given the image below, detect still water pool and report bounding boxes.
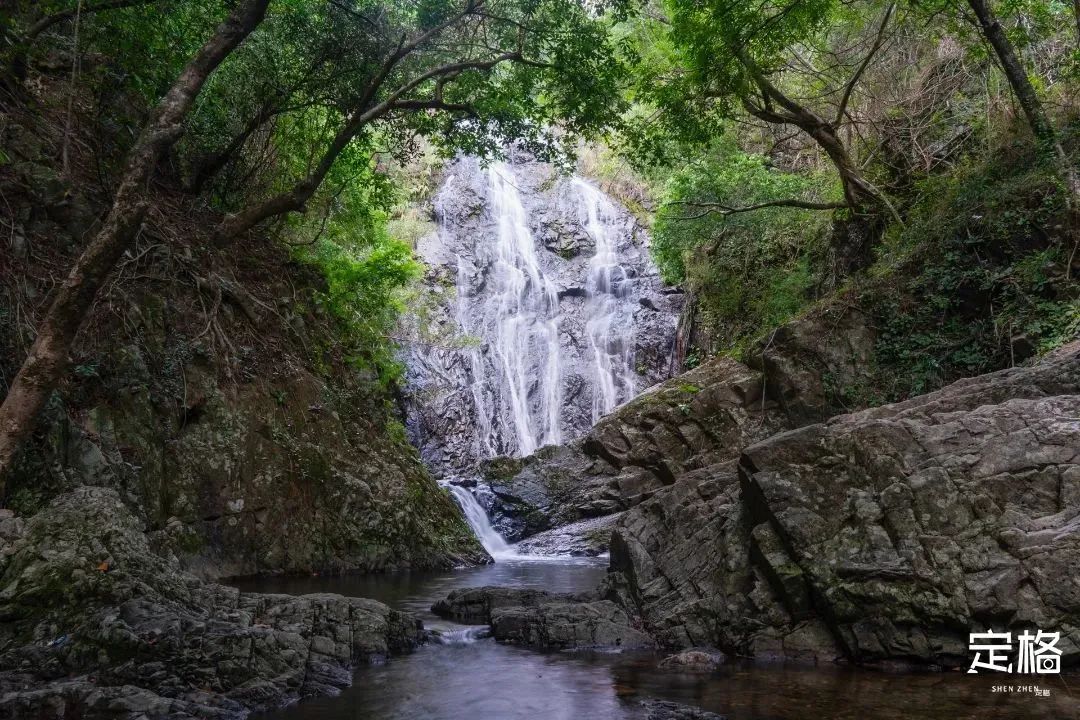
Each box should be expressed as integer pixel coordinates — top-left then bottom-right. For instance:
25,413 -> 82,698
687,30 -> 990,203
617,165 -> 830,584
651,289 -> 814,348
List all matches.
236,558 -> 1078,720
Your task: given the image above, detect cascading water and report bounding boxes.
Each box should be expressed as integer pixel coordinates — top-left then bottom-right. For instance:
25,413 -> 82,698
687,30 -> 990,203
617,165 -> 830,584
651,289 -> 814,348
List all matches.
446,484 -> 515,558
455,255 -> 496,458
574,177 -> 638,423
483,162 -> 563,456
404,155 -> 681,556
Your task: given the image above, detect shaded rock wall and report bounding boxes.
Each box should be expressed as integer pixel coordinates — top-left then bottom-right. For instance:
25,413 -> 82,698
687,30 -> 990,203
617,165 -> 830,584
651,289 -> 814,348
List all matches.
610,343 -> 1080,667
1,104 -> 486,578
0,488 -> 424,717
5,297 -> 486,580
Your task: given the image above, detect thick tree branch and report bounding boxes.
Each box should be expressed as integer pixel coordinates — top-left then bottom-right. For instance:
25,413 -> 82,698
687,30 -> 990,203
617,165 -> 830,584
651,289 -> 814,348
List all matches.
0,0 -> 271,487
666,198 -> 849,220
216,47 -> 522,240
734,45 -> 884,211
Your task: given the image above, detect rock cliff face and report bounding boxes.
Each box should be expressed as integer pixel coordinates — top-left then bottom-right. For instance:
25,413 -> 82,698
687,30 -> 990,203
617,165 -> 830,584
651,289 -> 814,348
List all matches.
0,488 -> 424,717
483,304 -> 872,544
402,155 -> 681,481
4,296 -> 486,579
484,299 -> 1080,668
609,342 -> 1080,666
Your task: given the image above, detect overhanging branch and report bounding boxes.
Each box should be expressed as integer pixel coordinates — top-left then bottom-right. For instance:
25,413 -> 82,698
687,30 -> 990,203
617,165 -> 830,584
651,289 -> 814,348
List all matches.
665,198 -> 849,220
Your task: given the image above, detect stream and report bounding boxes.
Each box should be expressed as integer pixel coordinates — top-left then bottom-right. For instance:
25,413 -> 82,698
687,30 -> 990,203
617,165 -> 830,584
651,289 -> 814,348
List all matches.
237,540 -> 1076,720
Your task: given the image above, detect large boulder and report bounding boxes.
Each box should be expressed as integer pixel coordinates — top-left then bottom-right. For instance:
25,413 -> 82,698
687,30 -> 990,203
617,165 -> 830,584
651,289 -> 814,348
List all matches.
5,305 -> 486,582
744,304 -> 876,423
0,488 -> 423,718
609,343 -> 1080,667
431,586 -> 592,624
739,350 -> 1080,666
642,700 -> 726,720
484,355 -> 791,542
491,600 -> 654,650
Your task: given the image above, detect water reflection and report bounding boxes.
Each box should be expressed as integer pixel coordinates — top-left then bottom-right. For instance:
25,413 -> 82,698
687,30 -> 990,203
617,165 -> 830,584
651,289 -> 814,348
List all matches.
239,560 -> 1079,720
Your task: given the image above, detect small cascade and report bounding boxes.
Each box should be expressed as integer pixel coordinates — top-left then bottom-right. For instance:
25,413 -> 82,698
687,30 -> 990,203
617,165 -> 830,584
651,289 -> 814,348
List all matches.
447,484 -> 515,558
574,177 -> 638,423
431,626 -> 491,645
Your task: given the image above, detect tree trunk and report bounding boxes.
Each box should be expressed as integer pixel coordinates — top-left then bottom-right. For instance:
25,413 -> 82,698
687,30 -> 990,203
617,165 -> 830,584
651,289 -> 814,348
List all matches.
1074,0 -> 1080,49
0,0 -> 270,490
801,117 -> 879,209
966,0 -> 1078,250
966,0 -> 1056,145
741,97 -> 878,210
733,47 -> 881,213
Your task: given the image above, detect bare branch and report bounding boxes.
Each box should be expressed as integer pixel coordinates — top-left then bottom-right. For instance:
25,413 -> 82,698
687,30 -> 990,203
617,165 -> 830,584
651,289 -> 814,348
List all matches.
833,3 -> 896,127
665,198 -> 849,220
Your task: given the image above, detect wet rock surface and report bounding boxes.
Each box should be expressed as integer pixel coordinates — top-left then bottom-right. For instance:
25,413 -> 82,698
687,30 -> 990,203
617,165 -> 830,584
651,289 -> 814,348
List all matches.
514,513 -> 621,556
0,488 -> 424,718
431,586 -> 597,624
642,700 -> 727,720
491,600 -> 654,650
738,352 -> 1080,665
431,586 -> 652,650
657,650 -> 725,672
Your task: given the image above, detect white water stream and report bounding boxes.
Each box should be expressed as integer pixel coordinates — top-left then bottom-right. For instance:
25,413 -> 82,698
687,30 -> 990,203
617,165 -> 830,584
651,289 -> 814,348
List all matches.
484,162 -> 562,457
575,177 -> 638,424
447,484 -> 516,559
435,160 -> 662,555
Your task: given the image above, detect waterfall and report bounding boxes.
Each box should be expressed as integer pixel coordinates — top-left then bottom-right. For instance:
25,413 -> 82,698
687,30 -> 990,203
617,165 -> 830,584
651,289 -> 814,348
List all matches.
447,484 -> 515,559
474,162 -> 562,457
405,155 -> 681,559
455,255 -> 496,458
574,178 -> 637,423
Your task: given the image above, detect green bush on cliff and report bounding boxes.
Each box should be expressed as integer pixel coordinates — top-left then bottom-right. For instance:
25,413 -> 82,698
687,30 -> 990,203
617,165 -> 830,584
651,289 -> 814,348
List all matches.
648,131 -> 1077,400
867,146 -> 1079,399
281,135 -> 420,386
650,141 -> 834,355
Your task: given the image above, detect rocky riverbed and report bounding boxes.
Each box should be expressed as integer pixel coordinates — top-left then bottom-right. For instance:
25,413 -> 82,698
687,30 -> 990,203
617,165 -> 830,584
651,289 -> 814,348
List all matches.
2,337 -> 1078,717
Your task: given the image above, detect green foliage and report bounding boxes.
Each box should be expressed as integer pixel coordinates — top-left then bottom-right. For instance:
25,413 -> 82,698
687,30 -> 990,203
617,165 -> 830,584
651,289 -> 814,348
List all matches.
652,141 -> 833,352
19,0 -> 630,396
299,224 -> 420,387
868,145 -> 1078,399
618,0 -> 852,167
